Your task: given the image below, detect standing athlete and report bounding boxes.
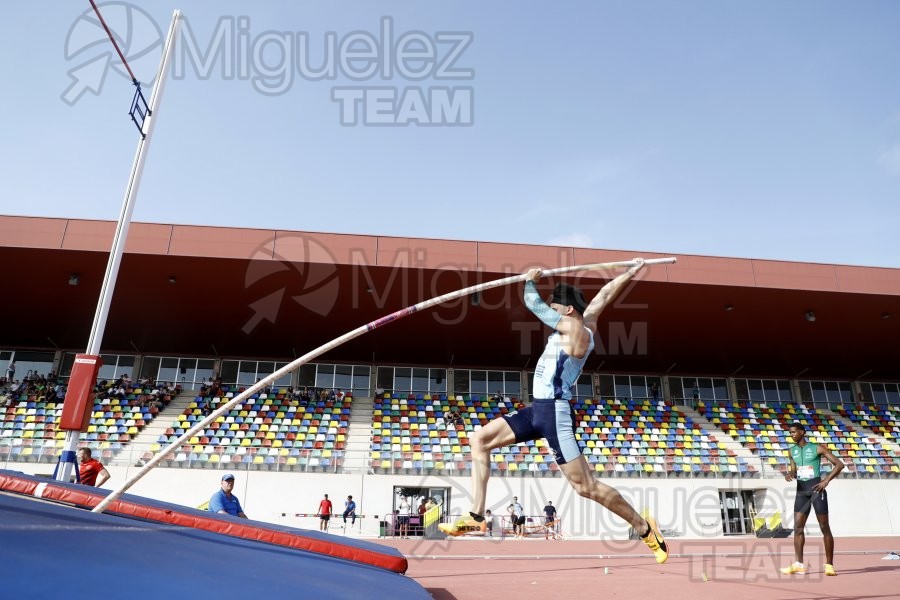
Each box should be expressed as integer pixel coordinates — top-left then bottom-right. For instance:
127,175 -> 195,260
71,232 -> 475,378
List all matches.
780,422 -> 844,576
317,493 -> 333,531
448,259 -> 668,564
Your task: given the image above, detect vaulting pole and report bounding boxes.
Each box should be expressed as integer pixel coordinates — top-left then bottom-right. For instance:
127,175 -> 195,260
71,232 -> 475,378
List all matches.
93,257 -> 676,512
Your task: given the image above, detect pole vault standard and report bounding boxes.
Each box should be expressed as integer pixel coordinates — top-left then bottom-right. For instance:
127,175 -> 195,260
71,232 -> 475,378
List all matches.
93,257 -> 676,513
54,10 -> 183,483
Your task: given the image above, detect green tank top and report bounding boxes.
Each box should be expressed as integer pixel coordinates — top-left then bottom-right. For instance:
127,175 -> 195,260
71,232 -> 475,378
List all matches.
790,443 -> 821,480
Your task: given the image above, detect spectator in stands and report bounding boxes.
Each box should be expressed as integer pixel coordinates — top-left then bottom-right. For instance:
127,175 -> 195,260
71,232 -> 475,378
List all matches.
208,473 -> 248,518
451,260 -> 669,564
112,383 -> 127,400
317,493 -> 333,531
343,494 -> 357,527
692,382 -> 700,401
543,500 -> 558,539
650,382 -> 660,402
780,422 -> 844,577
149,388 -> 166,411
5,361 -> 15,382
77,447 -> 110,487
443,408 -> 462,427
492,390 -> 503,403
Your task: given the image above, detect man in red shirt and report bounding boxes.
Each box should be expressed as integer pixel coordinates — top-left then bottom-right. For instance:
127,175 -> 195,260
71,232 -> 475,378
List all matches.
317,493 -> 333,531
77,447 -> 110,487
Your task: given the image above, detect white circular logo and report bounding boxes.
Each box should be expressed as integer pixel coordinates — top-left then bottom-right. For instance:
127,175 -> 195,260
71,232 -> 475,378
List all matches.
62,2 -> 163,105
242,233 -> 341,334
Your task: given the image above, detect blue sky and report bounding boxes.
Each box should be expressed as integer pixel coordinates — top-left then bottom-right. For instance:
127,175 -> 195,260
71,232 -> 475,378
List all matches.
2,1 -> 900,267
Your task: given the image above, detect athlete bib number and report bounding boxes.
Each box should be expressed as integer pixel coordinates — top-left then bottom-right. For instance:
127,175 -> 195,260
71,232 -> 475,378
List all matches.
796,465 -> 814,480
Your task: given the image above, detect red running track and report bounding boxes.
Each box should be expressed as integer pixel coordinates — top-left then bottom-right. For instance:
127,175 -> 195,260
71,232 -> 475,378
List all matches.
379,535 -> 900,600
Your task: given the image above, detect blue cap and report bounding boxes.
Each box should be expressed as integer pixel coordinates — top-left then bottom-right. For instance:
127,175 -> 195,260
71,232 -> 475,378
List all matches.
221,473 -> 235,481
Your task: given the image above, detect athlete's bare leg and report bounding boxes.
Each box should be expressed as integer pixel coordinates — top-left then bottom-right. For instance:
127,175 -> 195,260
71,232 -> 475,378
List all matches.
467,418 -> 517,516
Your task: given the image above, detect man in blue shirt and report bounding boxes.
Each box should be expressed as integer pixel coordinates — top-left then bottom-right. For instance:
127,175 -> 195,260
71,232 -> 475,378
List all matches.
343,495 -> 358,527
209,473 -> 247,518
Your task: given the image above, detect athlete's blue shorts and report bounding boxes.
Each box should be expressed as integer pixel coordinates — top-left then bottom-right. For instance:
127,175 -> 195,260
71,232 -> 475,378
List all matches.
502,399 -> 583,465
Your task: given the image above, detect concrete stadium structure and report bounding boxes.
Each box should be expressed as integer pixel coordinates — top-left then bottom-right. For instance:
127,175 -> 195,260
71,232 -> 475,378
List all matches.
1,215 -> 898,538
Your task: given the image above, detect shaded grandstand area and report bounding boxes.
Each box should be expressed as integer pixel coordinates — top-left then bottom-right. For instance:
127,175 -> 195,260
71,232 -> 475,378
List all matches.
2,216 -> 900,378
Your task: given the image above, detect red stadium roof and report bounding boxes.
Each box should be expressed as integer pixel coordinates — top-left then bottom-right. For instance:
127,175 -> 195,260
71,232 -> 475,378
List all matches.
2,215 -> 899,379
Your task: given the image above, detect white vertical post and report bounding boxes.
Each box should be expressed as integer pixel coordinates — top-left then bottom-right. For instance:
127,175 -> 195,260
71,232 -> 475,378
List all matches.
55,10 -> 183,483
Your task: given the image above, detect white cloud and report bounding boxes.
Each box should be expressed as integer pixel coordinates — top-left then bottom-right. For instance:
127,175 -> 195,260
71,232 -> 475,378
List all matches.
580,157 -> 630,185
877,143 -> 900,176
511,154 -> 637,225
513,203 -> 556,223
542,232 -> 595,248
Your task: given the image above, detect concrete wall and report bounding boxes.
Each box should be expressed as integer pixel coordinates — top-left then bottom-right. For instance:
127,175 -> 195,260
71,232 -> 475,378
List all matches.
8,461 -> 899,539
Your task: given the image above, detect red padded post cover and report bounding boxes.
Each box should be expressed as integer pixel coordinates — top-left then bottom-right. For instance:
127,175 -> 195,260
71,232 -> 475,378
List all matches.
59,354 -> 103,431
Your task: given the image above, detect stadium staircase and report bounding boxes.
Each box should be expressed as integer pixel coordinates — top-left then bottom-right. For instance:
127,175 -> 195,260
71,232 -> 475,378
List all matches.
109,390 -> 197,466
675,403 -> 764,473
341,395 -> 374,472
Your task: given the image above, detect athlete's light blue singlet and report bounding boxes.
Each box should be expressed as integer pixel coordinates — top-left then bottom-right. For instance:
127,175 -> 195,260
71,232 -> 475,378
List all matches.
510,281 -> 594,464
532,330 -> 594,400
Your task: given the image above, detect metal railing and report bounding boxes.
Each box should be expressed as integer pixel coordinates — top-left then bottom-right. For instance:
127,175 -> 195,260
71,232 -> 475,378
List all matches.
0,441 -> 894,480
